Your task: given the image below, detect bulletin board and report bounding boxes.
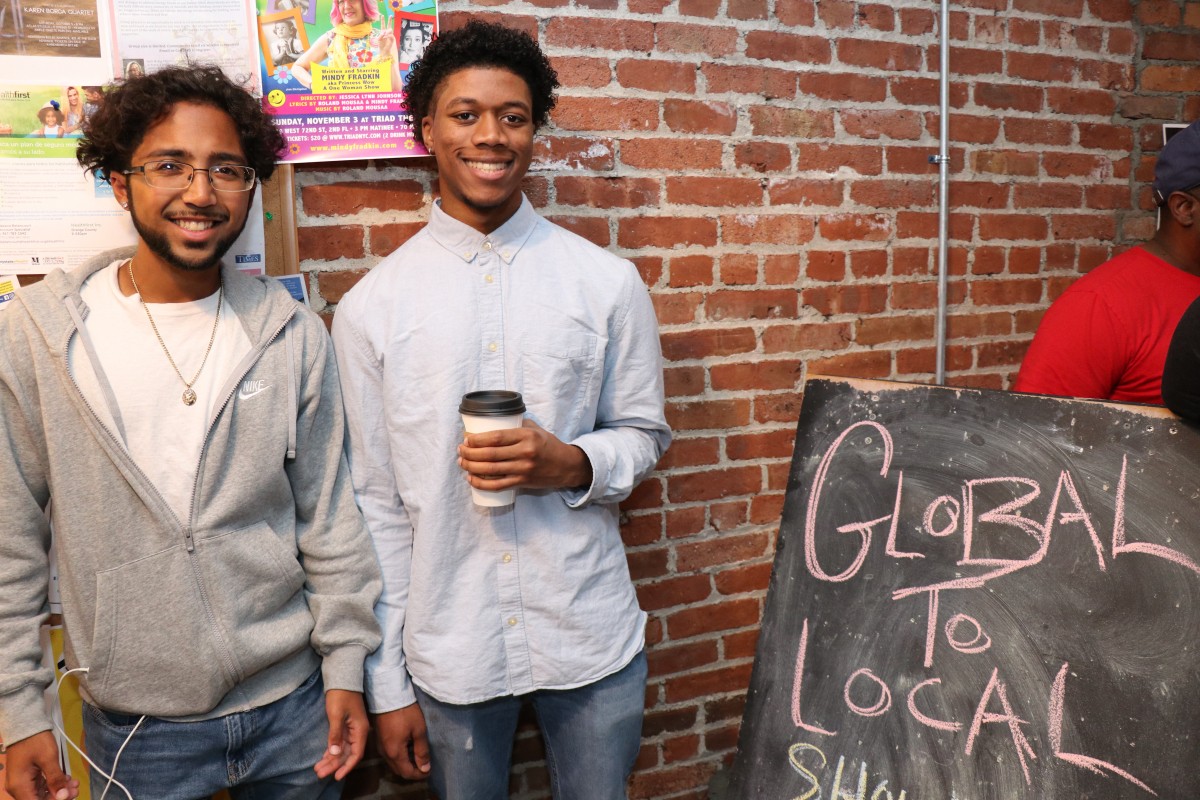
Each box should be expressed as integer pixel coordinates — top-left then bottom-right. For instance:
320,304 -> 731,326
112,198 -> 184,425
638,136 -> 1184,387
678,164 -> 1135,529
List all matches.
2,0 -> 439,290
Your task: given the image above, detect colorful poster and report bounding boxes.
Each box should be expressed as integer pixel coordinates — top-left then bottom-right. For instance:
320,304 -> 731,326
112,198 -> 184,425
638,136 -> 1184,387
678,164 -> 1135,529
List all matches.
0,84 -> 126,274
257,0 -> 435,163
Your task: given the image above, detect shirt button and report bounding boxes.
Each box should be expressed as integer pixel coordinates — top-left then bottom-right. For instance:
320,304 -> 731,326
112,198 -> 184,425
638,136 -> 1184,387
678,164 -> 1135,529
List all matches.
507,617 -> 518,627
487,342 -> 498,352
483,241 -> 493,250
485,274 -> 494,284
502,553 -> 512,563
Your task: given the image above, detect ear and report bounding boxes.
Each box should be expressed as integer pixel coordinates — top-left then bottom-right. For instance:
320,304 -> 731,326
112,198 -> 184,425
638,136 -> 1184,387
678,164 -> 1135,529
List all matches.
1166,191 -> 1199,228
109,170 -> 130,209
421,115 -> 434,155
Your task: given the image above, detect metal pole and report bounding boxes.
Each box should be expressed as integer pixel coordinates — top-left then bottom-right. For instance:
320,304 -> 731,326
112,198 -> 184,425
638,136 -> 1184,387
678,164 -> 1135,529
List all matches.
933,0 -> 951,384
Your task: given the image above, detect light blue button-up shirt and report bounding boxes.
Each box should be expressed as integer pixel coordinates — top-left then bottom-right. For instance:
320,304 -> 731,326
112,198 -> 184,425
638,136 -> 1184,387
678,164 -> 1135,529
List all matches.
333,197 -> 671,710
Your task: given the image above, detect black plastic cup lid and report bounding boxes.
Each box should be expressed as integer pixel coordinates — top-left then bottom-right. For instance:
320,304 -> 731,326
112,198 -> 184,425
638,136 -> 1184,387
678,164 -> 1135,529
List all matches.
459,390 -> 526,416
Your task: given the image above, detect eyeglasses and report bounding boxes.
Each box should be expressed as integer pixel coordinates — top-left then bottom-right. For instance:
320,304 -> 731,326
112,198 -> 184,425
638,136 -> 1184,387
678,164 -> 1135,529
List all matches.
122,160 -> 256,192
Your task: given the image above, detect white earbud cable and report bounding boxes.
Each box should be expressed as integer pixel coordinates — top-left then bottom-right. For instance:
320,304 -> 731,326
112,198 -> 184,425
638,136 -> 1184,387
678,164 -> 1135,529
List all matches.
52,667 -> 143,800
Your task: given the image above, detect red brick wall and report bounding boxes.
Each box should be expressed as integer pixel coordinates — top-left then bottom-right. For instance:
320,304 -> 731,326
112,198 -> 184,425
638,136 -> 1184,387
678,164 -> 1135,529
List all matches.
320,2 -> 1200,797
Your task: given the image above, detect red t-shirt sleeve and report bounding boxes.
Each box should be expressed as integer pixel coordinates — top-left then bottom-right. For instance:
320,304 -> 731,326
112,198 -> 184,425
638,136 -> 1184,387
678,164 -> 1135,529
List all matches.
1013,290 -> 1123,401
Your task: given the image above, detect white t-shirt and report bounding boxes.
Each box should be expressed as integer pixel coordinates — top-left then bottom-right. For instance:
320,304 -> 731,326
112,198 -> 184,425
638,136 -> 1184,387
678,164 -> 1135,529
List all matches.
68,261 -> 253,522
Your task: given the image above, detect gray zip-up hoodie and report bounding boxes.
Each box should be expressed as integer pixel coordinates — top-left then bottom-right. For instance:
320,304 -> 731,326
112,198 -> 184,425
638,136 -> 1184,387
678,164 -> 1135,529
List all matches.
0,248 -> 382,746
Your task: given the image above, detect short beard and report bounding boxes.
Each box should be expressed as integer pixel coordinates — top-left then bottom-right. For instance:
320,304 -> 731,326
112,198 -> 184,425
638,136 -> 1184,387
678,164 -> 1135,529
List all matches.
127,191 -> 247,272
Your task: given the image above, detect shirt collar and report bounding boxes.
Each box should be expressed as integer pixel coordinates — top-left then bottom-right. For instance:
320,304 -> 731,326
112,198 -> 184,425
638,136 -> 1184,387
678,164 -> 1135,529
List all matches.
427,195 -> 538,265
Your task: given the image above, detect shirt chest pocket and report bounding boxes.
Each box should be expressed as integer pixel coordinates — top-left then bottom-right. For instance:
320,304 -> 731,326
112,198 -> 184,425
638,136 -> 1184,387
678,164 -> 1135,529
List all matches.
516,328 -> 600,437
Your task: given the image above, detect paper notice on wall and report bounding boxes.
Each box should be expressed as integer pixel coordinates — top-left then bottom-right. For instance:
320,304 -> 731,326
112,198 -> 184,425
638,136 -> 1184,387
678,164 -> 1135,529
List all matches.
274,273 -> 309,305
0,87 -> 129,273
0,83 -> 267,274
0,0 -> 115,86
1,2 -> 269,276
0,136 -> 267,275
110,0 -> 259,90
0,275 -> 18,310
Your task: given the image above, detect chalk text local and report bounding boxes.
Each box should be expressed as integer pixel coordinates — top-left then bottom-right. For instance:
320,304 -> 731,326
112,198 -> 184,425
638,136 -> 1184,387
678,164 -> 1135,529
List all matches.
789,420 -> 1195,797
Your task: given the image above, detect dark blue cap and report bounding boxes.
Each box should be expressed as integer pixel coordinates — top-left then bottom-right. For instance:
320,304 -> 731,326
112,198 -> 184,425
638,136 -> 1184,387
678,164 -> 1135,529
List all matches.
1154,120 -> 1200,205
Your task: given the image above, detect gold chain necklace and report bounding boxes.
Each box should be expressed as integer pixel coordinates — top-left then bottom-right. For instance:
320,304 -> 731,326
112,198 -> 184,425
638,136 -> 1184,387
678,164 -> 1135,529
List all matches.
126,259 -> 223,406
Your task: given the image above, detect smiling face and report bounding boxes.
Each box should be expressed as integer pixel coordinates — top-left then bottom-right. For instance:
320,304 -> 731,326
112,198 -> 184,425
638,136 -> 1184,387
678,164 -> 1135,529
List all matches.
67,87 -> 80,108
422,67 -> 534,234
337,0 -> 365,25
110,102 -> 253,275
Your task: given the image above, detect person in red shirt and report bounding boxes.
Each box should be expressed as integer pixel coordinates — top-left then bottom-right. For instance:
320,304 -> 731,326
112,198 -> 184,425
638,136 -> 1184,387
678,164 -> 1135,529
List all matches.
1014,120 -> 1200,405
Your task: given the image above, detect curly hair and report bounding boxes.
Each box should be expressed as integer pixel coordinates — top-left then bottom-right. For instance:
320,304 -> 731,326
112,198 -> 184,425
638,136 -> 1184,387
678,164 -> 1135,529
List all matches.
76,64 -> 287,183
403,20 -> 559,146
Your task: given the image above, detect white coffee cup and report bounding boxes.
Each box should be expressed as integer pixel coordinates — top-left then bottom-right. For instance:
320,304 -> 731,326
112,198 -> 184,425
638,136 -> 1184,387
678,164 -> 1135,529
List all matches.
459,390 -> 527,507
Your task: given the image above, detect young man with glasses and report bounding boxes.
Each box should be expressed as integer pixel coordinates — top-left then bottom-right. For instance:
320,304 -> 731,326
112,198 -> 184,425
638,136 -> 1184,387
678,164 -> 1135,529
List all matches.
1014,120 -> 1200,406
0,65 -> 381,800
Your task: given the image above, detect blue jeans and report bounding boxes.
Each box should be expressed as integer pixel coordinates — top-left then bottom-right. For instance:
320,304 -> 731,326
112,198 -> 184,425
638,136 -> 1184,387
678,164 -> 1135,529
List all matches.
82,668 -> 339,800
414,650 -> 647,800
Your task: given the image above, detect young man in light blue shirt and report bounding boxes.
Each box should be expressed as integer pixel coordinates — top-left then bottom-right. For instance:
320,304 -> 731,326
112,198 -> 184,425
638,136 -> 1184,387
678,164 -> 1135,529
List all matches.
333,20 -> 671,800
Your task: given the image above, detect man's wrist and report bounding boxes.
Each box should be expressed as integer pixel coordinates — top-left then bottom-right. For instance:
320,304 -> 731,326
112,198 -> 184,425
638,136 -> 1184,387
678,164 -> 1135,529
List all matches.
566,444 -> 593,489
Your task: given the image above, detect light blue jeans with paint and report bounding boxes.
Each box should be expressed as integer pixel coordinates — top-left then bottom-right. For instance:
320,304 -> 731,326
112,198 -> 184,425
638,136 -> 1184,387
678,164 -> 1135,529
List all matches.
414,650 -> 647,800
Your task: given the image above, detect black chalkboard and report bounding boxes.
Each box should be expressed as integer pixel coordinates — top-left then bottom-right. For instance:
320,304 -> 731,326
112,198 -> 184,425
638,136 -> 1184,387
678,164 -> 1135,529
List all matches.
729,376 -> 1200,800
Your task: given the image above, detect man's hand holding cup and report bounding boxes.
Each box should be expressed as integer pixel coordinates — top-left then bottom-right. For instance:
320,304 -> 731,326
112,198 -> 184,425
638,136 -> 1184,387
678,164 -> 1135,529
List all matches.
458,391 -> 593,505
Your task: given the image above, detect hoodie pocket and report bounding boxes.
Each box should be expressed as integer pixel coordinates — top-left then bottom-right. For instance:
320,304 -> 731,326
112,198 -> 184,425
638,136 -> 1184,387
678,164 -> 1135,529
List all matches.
89,546 -> 233,716
195,521 -> 312,681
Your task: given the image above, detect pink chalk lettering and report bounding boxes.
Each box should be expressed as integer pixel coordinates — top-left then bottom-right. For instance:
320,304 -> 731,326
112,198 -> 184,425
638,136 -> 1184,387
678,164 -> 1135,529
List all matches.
805,421 -> 895,582
885,470 -> 923,560
944,613 -> 991,654
893,556 -> 1035,600
836,514 -> 894,574
965,668 -> 1036,785
1112,455 -> 1200,576
921,588 -> 940,668
906,677 -> 961,732
1041,469 -> 1106,571
1048,662 -> 1156,795
961,477 -> 1045,566
791,617 -> 836,736
843,668 -> 892,717
895,479 -> 1050,600
922,494 -> 960,538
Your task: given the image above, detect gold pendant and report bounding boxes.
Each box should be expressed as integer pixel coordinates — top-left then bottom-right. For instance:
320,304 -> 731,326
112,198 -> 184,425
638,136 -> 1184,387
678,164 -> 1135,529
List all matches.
183,388 -> 197,406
